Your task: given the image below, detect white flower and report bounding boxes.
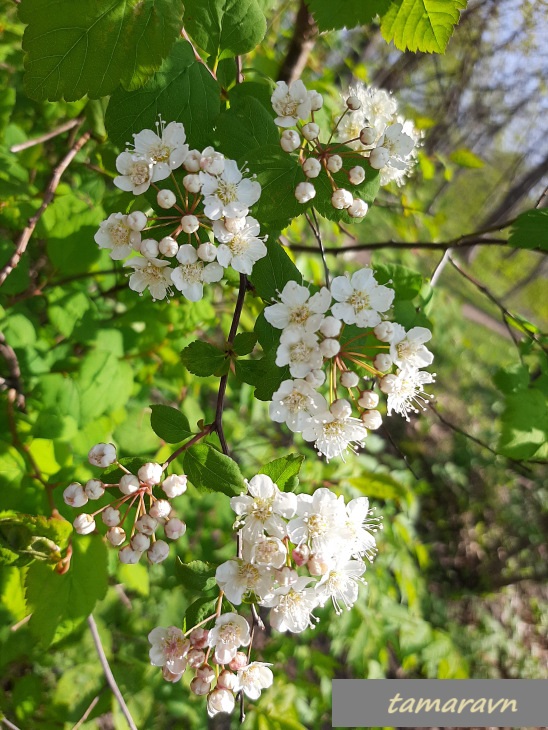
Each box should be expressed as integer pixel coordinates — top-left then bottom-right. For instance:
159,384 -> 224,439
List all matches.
132,121 -> 188,181
171,244 -> 223,301
330,268 -> 394,328
386,366 -> 435,421
262,577 -> 319,633
390,325 -> 434,368
372,123 -> 415,173
113,152 -> 153,195
94,213 -> 141,260
148,626 -> 189,674
125,257 -> 174,301
275,329 -> 323,379
379,117 -> 421,186
287,487 -> 346,557
264,281 -> 331,333
207,612 -> 251,665
302,406 -> 368,461
201,160 -> 261,220
234,662 -> 273,700
271,80 -> 312,127
269,379 -> 327,433
342,497 -> 379,561
215,559 -> 273,605
315,558 -> 366,614
230,474 -> 297,542
339,85 -> 397,149
248,535 -> 287,569
213,217 -> 267,275
207,688 -> 235,718
199,146 -> 226,176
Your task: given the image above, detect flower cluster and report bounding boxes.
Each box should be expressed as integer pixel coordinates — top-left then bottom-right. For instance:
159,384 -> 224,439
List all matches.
263,271 -> 435,460
94,118 -> 266,301
271,80 -> 419,214
64,443 -> 187,564
148,620 -> 273,716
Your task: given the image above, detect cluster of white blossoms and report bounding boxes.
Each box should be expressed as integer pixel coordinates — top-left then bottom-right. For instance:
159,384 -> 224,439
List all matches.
64,443 -> 187,564
94,118 -> 266,301
271,80 -> 419,214
263,271 -> 435,460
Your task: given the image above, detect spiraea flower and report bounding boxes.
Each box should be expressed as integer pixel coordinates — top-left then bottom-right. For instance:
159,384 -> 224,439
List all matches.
94,213 -> 142,260
330,268 -> 394,328
287,488 -> 346,557
382,366 -> 436,420
389,324 -> 434,368
262,577 -> 319,633
213,216 -> 267,275
314,558 -> 366,614
271,80 -> 312,127
275,329 -> 323,379
264,281 -> 331,333
201,160 -> 261,220
269,379 -> 327,433
148,626 -> 190,674
234,662 -> 274,700
370,122 -> 415,172
339,85 -> 398,148
124,256 -> 174,301
301,401 -> 368,461
207,612 -> 251,664
171,244 -> 223,301
132,120 -> 189,181
215,559 -> 273,605
230,474 -> 297,542
113,152 -> 153,195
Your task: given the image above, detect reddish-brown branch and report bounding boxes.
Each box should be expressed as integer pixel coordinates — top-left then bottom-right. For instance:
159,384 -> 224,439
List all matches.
9,117 -> 83,153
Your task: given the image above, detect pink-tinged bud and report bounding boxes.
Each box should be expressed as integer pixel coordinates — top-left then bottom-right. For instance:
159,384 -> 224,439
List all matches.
140,238 -> 159,258
358,390 -> 379,409
217,670 -> 237,691
190,677 -> 211,695
380,374 -> 398,394
183,150 -> 201,173
106,526 -> 126,546
374,353 -> 392,372
165,518 -> 186,540
326,155 -> 342,173
135,514 -> 158,535
149,499 -> 171,522
196,664 -> 215,683
127,211 -> 147,231
346,95 -> 361,111
101,506 -> 121,527
360,126 -> 377,146
180,215 -> 199,234
341,370 -> 359,388
308,554 -> 330,576
159,236 -> 178,257
147,540 -> 169,564
157,189 -> 177,209
228,652 -> 248,671
348,166 -> 365,185
119,474 -> 140,495
280,129 -> 300,153
292,544 -> 310,566
207,688 -> 235,717
162,666 -> 183,683
73,513 -> 95,535
187,648 -> 206,668
63,483 -> 88,508
88,443 -> 117,468
119,546 -> 142,564
138,462 -> 163,486
183,173 -> 201,192
330,398 -> 352,419
361,409 -> 383,430
84,479 -> 105,500
189,628 -> 209,649
131,533 -> 151,552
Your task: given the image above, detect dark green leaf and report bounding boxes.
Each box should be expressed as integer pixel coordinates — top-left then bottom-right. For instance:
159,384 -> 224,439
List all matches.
374,263 -> 422,300
259,454 -> 304,491
508,209 -> 548,251
182,444 -> 245,497
380,0 -> 466,54
232,332 -> 258,356
249,239 -> 303,301
0,511 -> 72,567
181,340 -> 229,377
308,0 -> 390,31
236,349 -> 290,402
175,558 -> 217,592
493,364 -> 530,394
184,595 -> 218,629
150,404 -> 193,443
20,0 -> 183,101
217,96 -> 279,160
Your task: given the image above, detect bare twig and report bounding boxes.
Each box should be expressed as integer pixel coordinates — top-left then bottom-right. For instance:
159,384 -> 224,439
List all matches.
72,690 -> 105,730
10,117 -> 83,153
305,210 -> 330,285
0,131 -> 91,287
87,614 -> 138,730
1,718 -> 22,730
286,236 -> 519,255
277,0 -> 318,83
181,28 -> 217,80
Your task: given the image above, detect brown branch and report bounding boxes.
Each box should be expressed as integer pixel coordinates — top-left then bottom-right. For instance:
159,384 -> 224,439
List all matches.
0,131 -> 91,288
0,332 -> 25,409
285,236 -> 520,255
9,117 -> 83,153
277,0 -> 318,84
87,615 -> 138,730
162,426 -> 214,468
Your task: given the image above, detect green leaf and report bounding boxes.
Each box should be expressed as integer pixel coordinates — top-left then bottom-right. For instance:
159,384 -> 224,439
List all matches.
182,444 -> 245,497
249,239 -> 303,301
0,511 -> 72,567
380,0 -> 466,54
259,454 -> 304,491
105,41 -> 221,150
232,332 -> 258,356
20,0 -> 184,101
497,388 -> 548,460
374,263 -> 422,300
102,456 -> 148,482
236,350 -> 290,402
449,148 -> 484,168
25,534 -> 108,646
183,0 -> 267,63
308,0 -> 390,31
508,209 -> 548,252
77,350 -> 133,424
184,595 -> 218,629
181,340 -> 229,377
347,473 -> 411,504
493,363 -> 530,394
217,95 -> 279,160
150,404 -> 193,443
175,559 -> 217,592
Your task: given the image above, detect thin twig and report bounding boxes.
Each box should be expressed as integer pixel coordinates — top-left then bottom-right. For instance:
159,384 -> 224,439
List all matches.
10,117 -> 83,153
162,426 -> 214,468
1,718 -> 22,730
429,248 -> 452,287
0,131 -> 91,287
87,614 -> 138,730
0,332 -> 25,409
181,28 -> 217,80
286,236 -> 521,255
71,690 -> 105,730
305,210 -> 330,285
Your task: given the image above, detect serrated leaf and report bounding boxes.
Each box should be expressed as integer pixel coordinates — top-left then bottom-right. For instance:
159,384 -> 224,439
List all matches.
374,263 -> 421,300
182,444 -> 245,497
25,534 -> 108,647
308,0 -> 390,31
249,239 -> 303,301
183,0 -> 267,63
497,388 -> 548,460
508,209 -> 548,252
259,454 -> 304,491
150,404 -> 193,443
0,511 -> 72,567
236,350 -> 290,402
380,0 -> 466,54
176,558 -> 217,592
217,95 -> 279,160
20,0 -> 184,101
105,41 -> 221,150
181,340 -> 229,377
232,332 -> 258,356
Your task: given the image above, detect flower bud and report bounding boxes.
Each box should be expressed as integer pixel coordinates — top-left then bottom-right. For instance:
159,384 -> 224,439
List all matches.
183,150 -> 201,173
140,238 -> 159,258
358,390 -> 379,409
190,677 -> 211,696
207,688 -> 235,717
187,648 -> 206,668
360,127 -> 377,146
165,518 -> 187,540
346,95 -> 361,111
107,526 -> 126,546
119,474 -> 140,495
369,147 -> 390,169
380,374 -> 398,394
127,211 -> 147,231
84,479 -> 105,500
159,236 -> 178,257
88,443 -> 116,468
135,514 -> 158,535
308,90 -> 324,111
190,628 -> 209,649
326,155 -> 343,173
148,539 -> 170,564
374,353 -> 392,372
341,371 -> 359,388
308,554 -> 330,575
305,368 -> 326,387
374,321 -> 395,342
180,215 -> 199,234
162,474 -> 188,498
319,316 -> 342,338
102,506 -> 121,527
277,566 -> 298,586
361,409 -> 383,430
183,173 -> 201,193
217,670 -> 237,691
163,666 -> 184,683
138,462 -> 163,486
330,399 -> 352,419
131,533 -> 151,552
228,652 -> 248,671
63,482 -> 88,508
295,181 -> 316,203
73,513 -> 95,535
200,149 -> 225,175
196,664 -> 216,682
348,199 -> 368,218
119,546 -> 142,564
280,129 -> 300,153
348,166 -> 365,185
149,499 -> 171,521
302,157 -> 321,179
292,544 -> 310,566
302,122 -> 320,141
224,217 -> 246,234
331,188 -> 353,210
197,243 -> 217,262
319,338 -> 340,358
157,189 -> 177,209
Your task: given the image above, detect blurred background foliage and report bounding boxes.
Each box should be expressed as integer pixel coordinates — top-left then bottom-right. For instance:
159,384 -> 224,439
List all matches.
0,0 -> 547,728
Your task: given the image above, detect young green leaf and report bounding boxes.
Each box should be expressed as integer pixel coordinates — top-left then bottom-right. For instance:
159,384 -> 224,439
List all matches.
232,332 -> 258,357
508,209 -> 548,252
150,405 -> 194,443
182,444 -> 245,497
217,96 -> 279,160
259,454 -> 304,491
175,559 -> 217,592
181,341 -> 229,377
380,0 -> 466,54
